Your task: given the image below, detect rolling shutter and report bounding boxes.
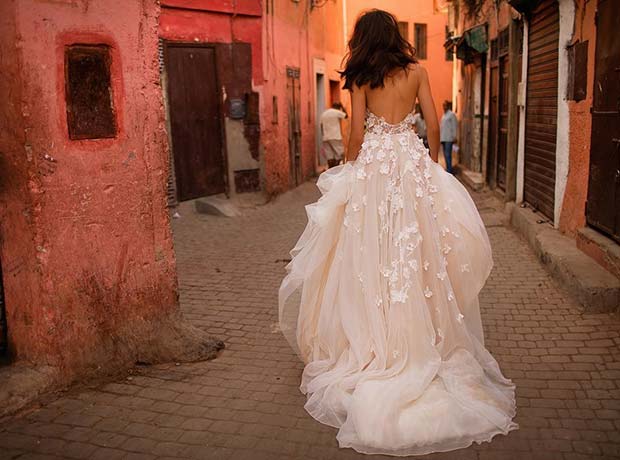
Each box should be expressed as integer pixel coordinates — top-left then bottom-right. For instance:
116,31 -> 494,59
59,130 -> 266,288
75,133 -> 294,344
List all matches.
523,0 -> 559,220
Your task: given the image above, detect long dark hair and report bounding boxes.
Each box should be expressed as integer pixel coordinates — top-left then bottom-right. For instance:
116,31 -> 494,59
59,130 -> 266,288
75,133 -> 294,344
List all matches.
340,9 -> 417,90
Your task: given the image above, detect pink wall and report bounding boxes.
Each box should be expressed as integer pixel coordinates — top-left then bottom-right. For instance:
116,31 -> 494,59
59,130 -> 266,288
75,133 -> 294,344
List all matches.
0,0 -> 177,374
261,0 -> 345,194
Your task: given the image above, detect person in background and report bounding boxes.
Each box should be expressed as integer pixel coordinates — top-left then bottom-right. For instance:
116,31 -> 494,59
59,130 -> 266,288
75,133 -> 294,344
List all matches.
320,102 -> 348,168
440,100 -> 457,174
411,103 -> 428,148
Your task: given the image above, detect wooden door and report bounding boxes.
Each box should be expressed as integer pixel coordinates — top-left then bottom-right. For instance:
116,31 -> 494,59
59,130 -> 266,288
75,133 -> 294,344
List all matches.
524,0 -> 559,220
165,45 -> 225,201
586,0 -> 620,241
497,55 -> 509,189
287,67 -> 302,187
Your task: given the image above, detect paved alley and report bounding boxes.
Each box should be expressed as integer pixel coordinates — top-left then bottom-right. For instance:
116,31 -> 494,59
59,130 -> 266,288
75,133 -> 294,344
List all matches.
0,183 -> 619,460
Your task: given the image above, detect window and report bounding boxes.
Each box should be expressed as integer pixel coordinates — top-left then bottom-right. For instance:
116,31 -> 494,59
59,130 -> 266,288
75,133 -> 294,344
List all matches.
272,95 -> 278,124
398,21 -> 409,42
65,45 -> 117,140
329,79 -> 340,106
445,26 -> 454,61
414,23 -> 427,60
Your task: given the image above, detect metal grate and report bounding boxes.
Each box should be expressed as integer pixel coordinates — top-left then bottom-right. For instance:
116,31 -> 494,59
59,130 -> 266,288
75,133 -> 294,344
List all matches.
158,38 -> 165,73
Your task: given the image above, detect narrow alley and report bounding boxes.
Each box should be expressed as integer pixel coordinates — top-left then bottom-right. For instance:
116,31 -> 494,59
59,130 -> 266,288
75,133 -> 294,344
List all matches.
0,183 -> 618,460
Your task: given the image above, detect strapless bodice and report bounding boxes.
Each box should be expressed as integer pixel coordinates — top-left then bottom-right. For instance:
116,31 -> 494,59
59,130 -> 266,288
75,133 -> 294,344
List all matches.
365,109 -> 415,135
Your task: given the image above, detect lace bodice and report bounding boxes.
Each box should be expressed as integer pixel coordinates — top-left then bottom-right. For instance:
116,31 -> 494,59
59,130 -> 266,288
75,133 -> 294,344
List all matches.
365,109 -> 416,135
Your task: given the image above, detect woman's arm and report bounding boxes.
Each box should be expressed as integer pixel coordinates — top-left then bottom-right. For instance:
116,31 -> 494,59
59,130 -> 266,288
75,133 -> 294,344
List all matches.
416,66 -> 439,162
346,84 -> 366,162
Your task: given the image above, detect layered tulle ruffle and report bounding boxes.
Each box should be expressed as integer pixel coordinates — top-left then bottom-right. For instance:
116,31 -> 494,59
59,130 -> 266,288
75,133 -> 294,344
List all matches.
279,127 -> 517,456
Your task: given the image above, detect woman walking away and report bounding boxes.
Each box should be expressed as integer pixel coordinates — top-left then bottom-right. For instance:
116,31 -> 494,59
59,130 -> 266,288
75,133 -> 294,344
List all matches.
279,9 -> 517,457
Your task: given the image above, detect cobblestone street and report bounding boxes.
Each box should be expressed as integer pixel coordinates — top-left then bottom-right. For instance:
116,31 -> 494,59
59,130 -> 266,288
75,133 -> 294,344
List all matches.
1,182 -> 619,460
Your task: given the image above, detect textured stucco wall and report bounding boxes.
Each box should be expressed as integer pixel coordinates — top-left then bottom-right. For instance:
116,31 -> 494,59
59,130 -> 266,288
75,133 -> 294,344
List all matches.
553,0 -> 576,227
0,0 -> 179,373
559,0 -> 595,236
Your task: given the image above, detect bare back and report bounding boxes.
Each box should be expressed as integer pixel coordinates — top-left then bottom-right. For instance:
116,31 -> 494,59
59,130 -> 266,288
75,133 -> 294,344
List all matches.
364,64 -> 421,124
347,63 -> 440,162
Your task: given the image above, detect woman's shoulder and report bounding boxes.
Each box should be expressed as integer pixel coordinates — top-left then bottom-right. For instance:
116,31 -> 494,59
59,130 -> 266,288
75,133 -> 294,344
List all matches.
407,63 -> 428,79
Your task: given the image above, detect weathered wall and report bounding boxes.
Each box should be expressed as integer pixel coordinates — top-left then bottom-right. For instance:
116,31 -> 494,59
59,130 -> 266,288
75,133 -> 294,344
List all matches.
261,0 -> 345,195
160,1 -> 263,196
559,0 -> 595,236
0,0 -> 183,374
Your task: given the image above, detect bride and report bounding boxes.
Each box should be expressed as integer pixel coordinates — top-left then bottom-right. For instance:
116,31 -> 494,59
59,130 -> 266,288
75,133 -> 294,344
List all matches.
279,9 -> 517,456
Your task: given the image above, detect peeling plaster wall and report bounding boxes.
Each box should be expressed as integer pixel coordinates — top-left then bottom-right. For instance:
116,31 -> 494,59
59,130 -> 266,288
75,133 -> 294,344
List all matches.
159,2 -> 263,196
559,0 -> 595,236
554,0 -> 575,227
0,0 -> 178,373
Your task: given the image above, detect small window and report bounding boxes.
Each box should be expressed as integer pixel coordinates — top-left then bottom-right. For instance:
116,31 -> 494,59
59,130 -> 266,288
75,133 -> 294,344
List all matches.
398,21 -> 409,42
65,45 -> 117,140
414,23 -> 427,60
567,40 -> 588,102
272,95 -> 278,124
445,26 -> 454,61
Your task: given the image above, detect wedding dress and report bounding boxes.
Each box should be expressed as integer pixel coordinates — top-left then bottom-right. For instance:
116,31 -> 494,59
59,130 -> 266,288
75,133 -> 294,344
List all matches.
279,109 -> 518,456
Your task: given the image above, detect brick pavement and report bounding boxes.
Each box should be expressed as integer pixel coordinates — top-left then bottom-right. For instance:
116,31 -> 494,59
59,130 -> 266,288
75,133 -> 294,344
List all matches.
0,183 -> 619,460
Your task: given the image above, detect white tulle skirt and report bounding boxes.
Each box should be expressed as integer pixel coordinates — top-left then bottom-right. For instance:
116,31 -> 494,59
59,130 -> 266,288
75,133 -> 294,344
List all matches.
279,129 -> 517,456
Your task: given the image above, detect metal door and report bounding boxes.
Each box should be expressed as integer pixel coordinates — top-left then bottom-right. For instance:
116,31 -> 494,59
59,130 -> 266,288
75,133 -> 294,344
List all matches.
165,45 -> 226,201
586,0 -> 620,241
287,67 -> 302,186
524,0 -> 559,220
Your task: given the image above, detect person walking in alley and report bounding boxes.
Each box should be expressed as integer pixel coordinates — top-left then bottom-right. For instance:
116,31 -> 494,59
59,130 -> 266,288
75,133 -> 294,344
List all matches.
280,9 -> 517,457
412,103 -> 428,148
440,100 -> 457,174
320,102 -> 348,168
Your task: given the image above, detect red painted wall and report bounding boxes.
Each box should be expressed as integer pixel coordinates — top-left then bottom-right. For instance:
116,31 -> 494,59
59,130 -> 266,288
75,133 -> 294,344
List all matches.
0,0 -> 177,373
159,3 -> 263,83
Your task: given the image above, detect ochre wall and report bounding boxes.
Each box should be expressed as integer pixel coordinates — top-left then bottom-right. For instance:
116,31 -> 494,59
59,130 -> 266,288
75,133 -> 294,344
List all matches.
0,0 -> 177,372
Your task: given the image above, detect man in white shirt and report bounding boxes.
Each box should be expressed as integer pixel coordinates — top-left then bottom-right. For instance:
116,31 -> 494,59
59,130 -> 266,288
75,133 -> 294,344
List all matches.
320,102 -> 347,168
440,100 -> 457,174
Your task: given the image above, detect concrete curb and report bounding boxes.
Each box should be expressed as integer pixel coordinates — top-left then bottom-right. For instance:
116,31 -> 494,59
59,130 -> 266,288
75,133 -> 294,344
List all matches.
507,202 -> 620,313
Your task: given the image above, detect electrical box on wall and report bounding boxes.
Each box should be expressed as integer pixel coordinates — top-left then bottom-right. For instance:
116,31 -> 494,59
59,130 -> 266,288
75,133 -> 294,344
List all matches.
517,82 -> 526,107
229,98 -> 246,119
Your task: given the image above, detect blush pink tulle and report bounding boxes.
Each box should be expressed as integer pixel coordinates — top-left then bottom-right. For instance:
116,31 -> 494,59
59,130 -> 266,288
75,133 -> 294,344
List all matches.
279,111 -> 518,456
